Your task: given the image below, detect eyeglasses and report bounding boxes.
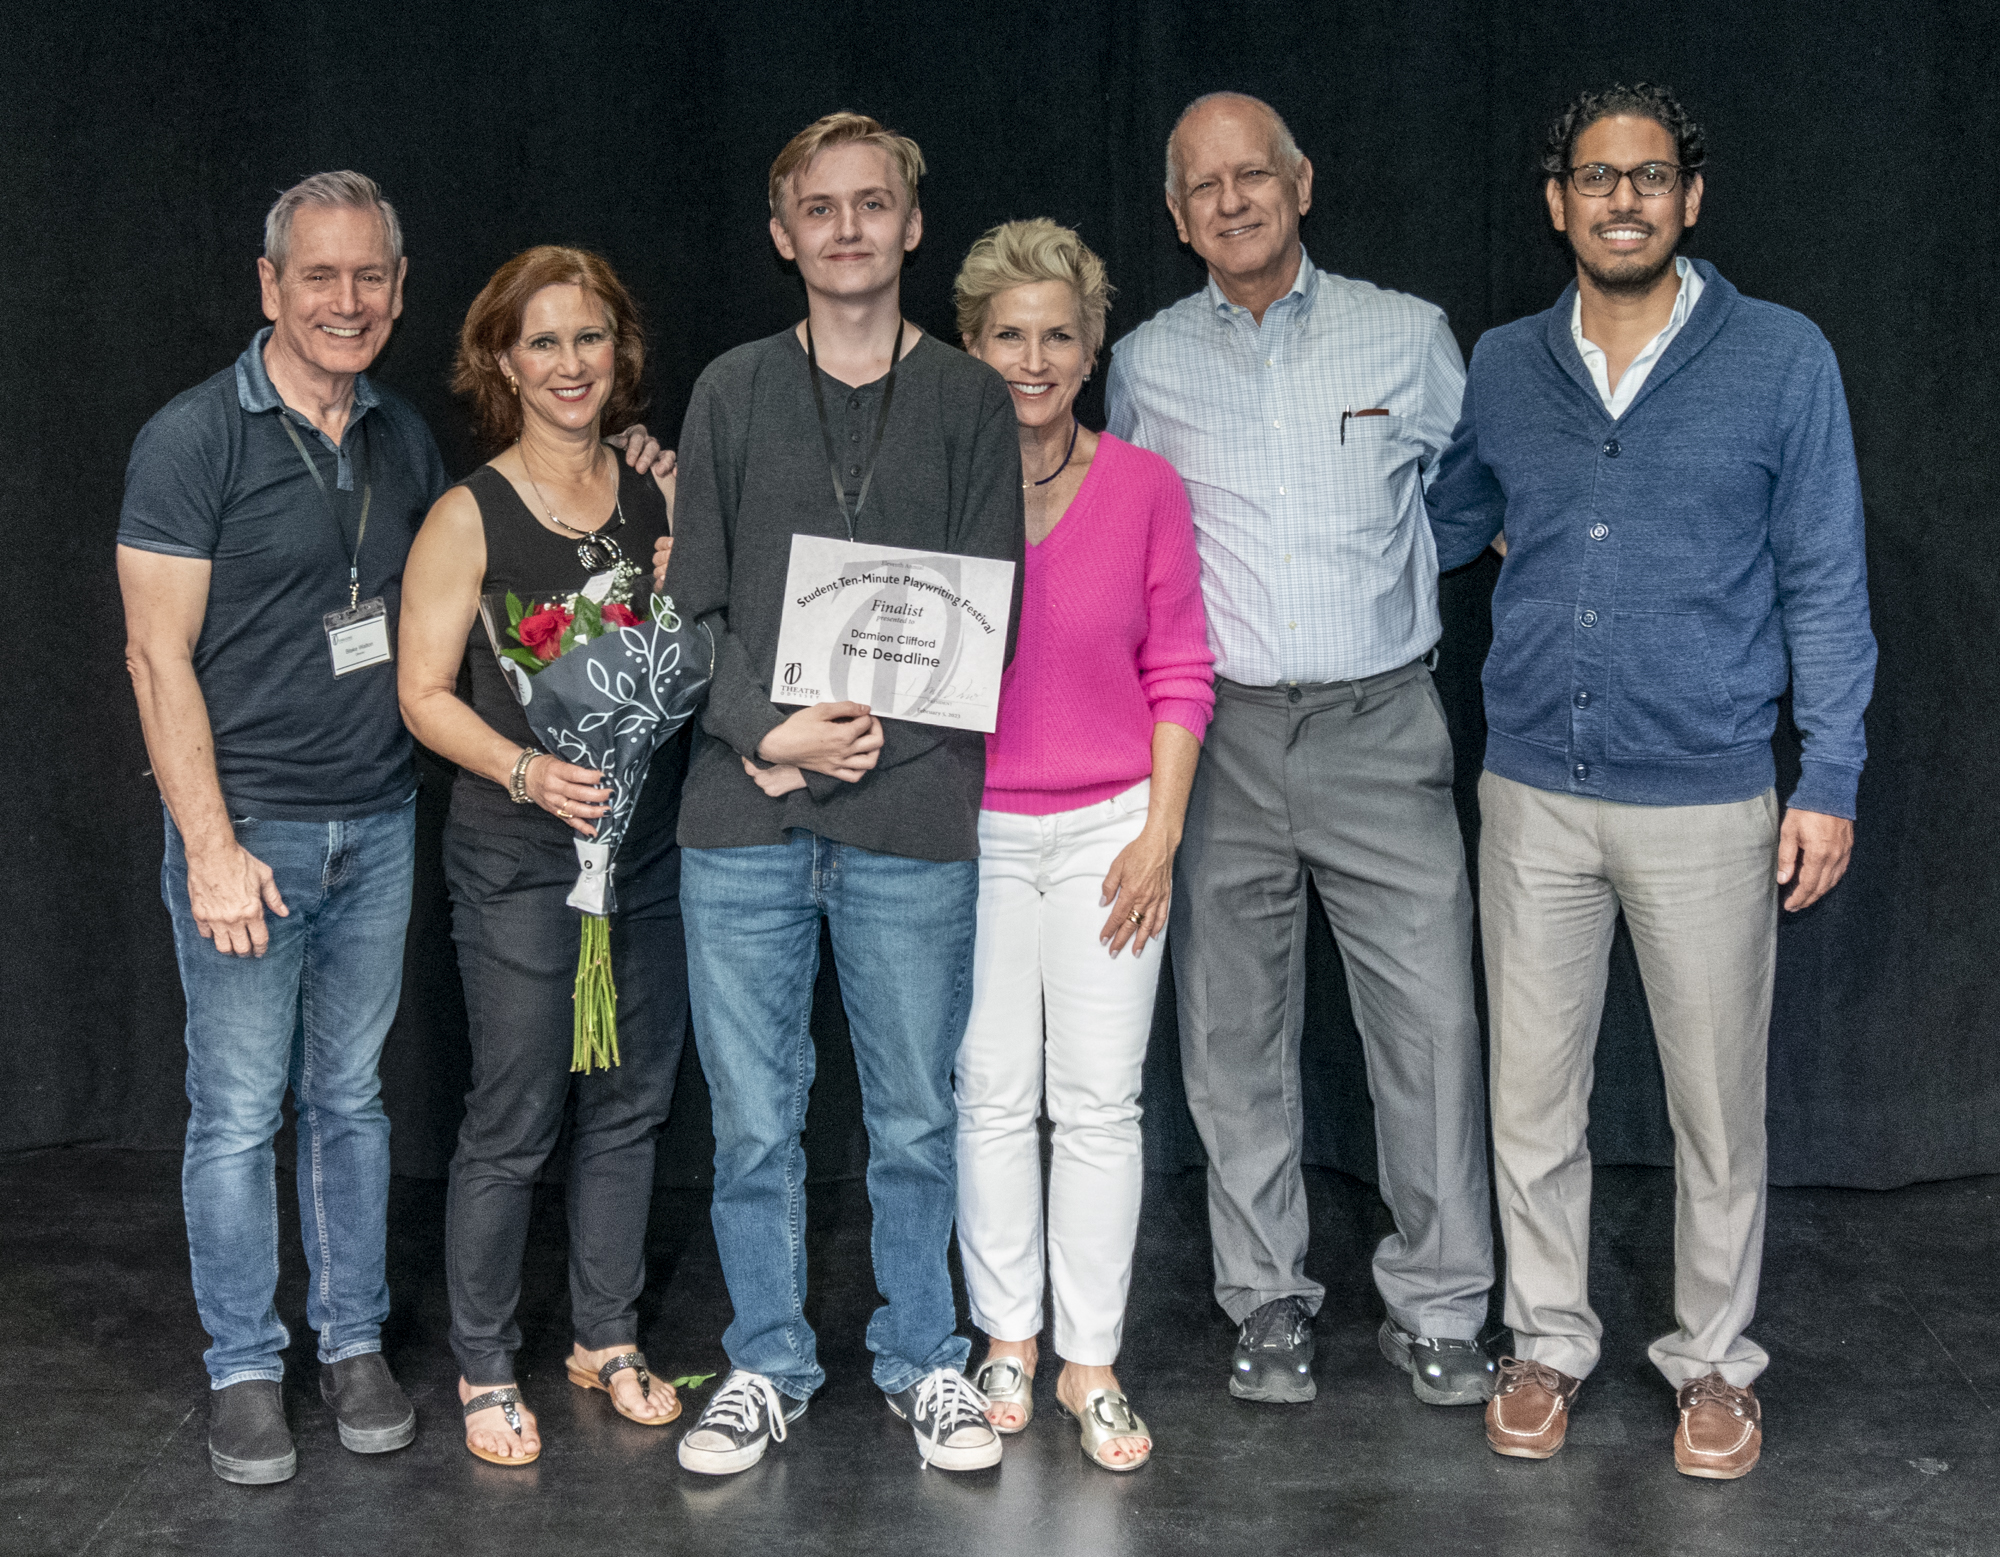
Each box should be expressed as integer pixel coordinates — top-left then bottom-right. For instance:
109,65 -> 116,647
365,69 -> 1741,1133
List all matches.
1563,162 -> 1689,198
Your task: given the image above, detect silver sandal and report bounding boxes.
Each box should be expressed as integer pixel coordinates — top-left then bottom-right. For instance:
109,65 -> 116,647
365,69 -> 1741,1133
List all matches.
971,1356 -> 1034,1434
1060,1387 -> 1151,1472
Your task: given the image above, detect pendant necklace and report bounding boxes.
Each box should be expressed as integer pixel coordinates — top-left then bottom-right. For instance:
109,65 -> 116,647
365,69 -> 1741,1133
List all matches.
1024,417 -> 1081,490
525,446 -> 627,572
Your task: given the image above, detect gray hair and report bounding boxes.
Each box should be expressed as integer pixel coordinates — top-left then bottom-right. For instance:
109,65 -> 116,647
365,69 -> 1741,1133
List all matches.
1164,92 -> 1305,198
263,171 -> 404,275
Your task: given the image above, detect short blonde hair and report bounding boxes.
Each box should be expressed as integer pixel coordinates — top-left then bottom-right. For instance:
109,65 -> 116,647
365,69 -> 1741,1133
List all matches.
768,112 -> 925,221
953,218 -> 1114,361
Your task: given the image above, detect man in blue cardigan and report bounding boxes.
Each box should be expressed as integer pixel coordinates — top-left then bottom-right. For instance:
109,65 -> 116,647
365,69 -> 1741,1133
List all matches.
1428,85 -> 1876,1480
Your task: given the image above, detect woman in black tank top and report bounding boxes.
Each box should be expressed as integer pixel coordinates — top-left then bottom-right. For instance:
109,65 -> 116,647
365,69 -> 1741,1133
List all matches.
398,248 -> 692,1467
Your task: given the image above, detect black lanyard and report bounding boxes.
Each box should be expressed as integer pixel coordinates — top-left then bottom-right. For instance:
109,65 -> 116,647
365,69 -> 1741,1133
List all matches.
805,320 -> 904,541
280,413 -> 373,609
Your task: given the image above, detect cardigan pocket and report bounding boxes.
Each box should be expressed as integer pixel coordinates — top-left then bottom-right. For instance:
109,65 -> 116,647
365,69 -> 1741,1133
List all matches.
1608,611 -> 1737,756
1481,598 -> 1575,749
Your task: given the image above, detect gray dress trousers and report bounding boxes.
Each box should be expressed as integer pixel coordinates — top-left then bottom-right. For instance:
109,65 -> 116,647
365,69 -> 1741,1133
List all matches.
1170,661 -> 1494,1338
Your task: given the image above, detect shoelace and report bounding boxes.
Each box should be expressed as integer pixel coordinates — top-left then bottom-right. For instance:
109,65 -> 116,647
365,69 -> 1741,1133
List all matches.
700,1371 -> 789,1444
909,1370 -> 992,1468
1241,1298 -> 1307,1351
1679,1373 -> 1756,1419
1495,1356 -> 1573,1399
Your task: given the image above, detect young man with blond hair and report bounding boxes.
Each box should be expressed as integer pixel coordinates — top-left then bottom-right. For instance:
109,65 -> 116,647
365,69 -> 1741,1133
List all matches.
667,112 -> 1024,1475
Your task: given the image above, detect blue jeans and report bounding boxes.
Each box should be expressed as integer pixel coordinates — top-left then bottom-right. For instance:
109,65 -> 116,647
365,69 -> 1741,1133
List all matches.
682,831 -> 977,1399
162,796 -> 415,1387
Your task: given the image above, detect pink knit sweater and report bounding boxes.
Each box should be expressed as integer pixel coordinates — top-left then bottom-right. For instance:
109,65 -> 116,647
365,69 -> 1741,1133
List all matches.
983,433 -> 1215,815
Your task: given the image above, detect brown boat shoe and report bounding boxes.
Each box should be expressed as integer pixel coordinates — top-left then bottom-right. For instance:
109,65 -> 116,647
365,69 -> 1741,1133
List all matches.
1674,1373 -> 1762,1479
1485,1357 -> 1582,1459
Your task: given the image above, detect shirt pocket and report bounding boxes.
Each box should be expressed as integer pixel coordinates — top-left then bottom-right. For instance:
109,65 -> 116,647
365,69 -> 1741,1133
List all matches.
1481,598 -> 1575,747
1337,412 -> 1414,528
1608,611 -> 1737,756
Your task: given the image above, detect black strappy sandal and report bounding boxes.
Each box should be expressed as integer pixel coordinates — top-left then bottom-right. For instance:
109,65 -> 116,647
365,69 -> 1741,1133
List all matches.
462,1385 -> 540,1466
565,1350 -> 680,1426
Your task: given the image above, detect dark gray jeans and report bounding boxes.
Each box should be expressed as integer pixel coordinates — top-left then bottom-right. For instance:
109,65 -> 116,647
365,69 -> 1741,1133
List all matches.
1170,663 -> 1493,1338
443,787 -> 688,1386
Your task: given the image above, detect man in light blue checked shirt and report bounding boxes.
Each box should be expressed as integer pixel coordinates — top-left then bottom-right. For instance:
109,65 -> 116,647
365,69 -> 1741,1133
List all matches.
1107,92 -> 1495,1411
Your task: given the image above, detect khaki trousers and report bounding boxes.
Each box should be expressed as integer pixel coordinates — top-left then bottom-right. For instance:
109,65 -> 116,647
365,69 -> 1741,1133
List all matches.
1479,772 -> 1778,1388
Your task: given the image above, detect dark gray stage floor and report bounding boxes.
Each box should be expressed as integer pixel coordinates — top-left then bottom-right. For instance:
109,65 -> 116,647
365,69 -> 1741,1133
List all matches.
2,1148 -> 1994,1557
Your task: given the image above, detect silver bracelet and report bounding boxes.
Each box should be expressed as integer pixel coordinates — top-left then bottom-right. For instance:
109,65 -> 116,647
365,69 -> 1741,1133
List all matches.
508,747 -> 540,805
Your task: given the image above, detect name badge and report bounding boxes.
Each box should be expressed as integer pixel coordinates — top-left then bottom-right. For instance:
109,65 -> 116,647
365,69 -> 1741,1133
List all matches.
770,535 -> 1015,732
325,597 -> 393,676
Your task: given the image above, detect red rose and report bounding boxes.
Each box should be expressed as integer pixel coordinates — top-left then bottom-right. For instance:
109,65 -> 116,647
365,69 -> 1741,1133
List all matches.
601,602 -> 642,628
517,605 -> 573,661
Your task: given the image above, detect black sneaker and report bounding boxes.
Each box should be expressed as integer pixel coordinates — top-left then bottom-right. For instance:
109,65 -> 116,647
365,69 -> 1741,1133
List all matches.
676,1370 -> 807,1476
885,1368 -> 1003,1470
320,1352 -> 416,1452
1230,1296 -> 1317,1403
1377,1320 -> 1497,1406
208,1380 -> 297,1485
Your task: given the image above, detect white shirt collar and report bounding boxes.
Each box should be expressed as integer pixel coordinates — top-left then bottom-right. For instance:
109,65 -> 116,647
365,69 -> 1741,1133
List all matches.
1570,256 -> 1704,418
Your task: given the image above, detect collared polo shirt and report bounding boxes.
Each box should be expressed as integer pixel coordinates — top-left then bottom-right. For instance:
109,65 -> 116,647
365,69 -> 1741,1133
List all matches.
118,328 -> 449,819
1106,248 -> 1465,685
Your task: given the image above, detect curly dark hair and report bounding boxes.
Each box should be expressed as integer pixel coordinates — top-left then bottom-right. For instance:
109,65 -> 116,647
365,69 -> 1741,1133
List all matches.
1541,83 -> 1706,181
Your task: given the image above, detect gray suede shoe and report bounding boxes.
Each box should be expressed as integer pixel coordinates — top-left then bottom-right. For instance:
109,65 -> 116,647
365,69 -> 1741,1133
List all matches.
209,1380 -> 297,1485
1378,1320 -> 1497,1406
320,1353 -> 416,1453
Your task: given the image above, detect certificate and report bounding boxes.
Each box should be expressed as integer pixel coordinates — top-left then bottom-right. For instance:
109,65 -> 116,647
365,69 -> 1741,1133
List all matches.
770,534 -> 1016,733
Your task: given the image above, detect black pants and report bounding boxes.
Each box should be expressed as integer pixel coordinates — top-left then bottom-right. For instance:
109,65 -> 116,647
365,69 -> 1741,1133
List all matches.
442,770 -> 689,1386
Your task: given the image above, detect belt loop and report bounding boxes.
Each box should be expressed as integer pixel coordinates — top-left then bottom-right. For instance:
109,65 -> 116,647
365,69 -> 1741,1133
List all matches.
1348,679 -> 1369,715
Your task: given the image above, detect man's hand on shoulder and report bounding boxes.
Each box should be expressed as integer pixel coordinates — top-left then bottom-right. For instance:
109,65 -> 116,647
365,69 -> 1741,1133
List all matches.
185,839 -> 289,956
756,703 -> 883,783
1776,808 -> 1854,911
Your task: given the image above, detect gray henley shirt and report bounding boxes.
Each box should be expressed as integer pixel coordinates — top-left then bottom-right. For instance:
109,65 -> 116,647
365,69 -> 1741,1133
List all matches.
667,327 -> 1024,862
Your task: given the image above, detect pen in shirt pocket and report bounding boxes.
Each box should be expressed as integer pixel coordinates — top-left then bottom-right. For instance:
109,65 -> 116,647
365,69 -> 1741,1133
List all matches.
1340,406 -> 1391,444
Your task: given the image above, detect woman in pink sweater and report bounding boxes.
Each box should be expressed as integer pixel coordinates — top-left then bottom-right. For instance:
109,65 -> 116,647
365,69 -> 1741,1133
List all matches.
951,220 -> 1214,1472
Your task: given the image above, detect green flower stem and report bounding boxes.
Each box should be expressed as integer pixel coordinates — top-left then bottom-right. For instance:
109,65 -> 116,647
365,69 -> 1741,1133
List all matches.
572,913 -> 620,1072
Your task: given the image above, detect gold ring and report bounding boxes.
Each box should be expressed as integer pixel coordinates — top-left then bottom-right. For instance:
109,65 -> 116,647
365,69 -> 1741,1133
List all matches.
1128,910 -> 1145,925
557,803 -> 571,819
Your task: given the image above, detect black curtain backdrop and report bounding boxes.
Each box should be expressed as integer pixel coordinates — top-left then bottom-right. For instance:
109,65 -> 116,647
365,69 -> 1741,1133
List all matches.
6,0 -> 1996,1192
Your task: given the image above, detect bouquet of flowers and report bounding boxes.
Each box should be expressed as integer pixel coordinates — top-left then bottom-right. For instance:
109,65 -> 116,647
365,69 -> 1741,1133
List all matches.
481,564 -> 712,1071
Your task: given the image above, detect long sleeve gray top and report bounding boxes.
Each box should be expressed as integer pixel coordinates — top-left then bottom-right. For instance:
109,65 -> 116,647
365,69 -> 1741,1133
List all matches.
666,327 -> 1025,862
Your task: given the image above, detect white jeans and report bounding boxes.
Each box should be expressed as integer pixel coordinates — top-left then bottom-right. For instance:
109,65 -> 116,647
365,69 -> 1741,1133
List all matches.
954,780 -> 1160,1365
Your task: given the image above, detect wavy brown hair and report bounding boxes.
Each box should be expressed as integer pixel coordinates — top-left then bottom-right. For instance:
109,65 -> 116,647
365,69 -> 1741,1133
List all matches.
453,246 -> 647,450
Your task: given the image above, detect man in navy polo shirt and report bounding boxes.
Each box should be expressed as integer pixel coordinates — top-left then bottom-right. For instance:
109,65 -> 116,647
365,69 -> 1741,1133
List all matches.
118,172 -> 444,1485
1428,86 -> 1875,1479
